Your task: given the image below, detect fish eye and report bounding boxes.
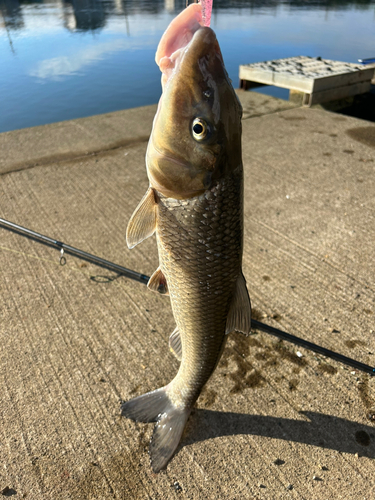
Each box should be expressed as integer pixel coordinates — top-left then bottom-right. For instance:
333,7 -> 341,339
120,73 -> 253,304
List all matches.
192,118 -> 209,141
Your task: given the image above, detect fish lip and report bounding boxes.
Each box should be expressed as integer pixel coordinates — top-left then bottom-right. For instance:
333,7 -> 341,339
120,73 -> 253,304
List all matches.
156,3 -> 219,88
155,2 -> 203,66
158,27 -> 220,90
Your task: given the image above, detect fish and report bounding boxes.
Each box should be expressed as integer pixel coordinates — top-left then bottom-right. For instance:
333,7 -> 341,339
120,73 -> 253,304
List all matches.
121,1 -> 251,472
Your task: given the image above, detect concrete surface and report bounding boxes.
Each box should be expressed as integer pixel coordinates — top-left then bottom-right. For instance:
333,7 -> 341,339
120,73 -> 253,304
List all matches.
0,91 -> 296,176
0,91 -> 374,500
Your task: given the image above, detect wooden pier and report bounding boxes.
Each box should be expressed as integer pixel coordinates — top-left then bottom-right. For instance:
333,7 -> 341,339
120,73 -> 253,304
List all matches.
239,56 -> 375,106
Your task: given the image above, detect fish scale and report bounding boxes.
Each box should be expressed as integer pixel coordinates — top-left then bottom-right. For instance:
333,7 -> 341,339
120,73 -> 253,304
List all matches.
156,174 -> 243,406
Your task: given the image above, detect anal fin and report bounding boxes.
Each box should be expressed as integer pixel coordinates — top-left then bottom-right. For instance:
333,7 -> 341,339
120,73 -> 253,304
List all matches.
147,267 -> 169,295
226,272 -> 251,335
126,187 -> 157,249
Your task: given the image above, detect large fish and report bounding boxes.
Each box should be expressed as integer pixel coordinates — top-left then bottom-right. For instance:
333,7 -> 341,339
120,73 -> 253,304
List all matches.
121,1 -> 251,472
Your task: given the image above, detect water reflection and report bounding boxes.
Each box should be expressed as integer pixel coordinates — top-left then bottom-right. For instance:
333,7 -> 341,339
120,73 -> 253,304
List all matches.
120,0 -> 169,15
0,0 -> 24,30
58,0 -> 171,33
29,39 -> 132,79
1,0 -> 375,34
164,0 -> 175,13
63,0 -> 108,31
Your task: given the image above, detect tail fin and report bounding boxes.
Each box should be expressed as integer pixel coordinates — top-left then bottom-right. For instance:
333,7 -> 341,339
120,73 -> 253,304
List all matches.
121,387 -> 170,423
121,387 -> 190,472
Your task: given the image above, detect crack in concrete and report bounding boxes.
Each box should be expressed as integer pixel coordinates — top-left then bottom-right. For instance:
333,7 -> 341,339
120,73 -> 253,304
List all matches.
0,135 -> 150,177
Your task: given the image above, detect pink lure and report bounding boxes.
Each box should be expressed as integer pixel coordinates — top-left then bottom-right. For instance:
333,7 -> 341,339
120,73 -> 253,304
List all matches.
200,0 -> 213,27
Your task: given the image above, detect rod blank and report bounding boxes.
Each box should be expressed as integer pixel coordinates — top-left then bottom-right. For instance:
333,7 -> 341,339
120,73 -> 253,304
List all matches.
251,319 -> 375,376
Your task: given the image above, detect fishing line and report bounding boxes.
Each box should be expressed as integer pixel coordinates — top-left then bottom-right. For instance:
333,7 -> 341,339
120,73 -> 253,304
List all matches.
1,217 -> 374,376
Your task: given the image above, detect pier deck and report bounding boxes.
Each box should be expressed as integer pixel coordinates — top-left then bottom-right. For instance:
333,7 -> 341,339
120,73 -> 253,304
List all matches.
239,56 -> 375,106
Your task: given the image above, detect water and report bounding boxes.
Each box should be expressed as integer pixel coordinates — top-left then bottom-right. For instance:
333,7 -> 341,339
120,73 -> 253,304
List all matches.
0,0 -> 374,133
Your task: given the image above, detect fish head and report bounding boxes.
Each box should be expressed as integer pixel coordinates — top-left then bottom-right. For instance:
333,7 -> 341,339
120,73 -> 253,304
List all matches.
146,4 -> 242,199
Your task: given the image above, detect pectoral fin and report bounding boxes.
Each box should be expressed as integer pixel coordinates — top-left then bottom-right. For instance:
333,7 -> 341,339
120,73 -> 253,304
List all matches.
126,187 -> 157,249
169,327 -> 182,361
226,272 -> 251,335
148,267 -> 169,295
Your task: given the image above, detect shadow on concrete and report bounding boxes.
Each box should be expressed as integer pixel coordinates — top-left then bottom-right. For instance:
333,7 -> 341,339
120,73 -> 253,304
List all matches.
322,86 -> 375,123
184,410 -> 375,458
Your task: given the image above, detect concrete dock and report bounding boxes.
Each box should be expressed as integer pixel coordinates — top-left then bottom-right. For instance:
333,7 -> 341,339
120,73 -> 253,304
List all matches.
0,91 -> 374,499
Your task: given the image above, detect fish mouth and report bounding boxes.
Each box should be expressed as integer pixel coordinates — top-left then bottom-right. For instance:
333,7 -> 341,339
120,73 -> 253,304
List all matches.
155,3 -> 221,88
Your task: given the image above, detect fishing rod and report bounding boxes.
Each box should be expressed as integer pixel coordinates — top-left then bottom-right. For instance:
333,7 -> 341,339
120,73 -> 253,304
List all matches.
0,218 -> 149,285
1,217 -> 374,376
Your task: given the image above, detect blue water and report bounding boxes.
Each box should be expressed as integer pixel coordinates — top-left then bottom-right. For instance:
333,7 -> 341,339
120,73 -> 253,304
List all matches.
0,0 -> 374,133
